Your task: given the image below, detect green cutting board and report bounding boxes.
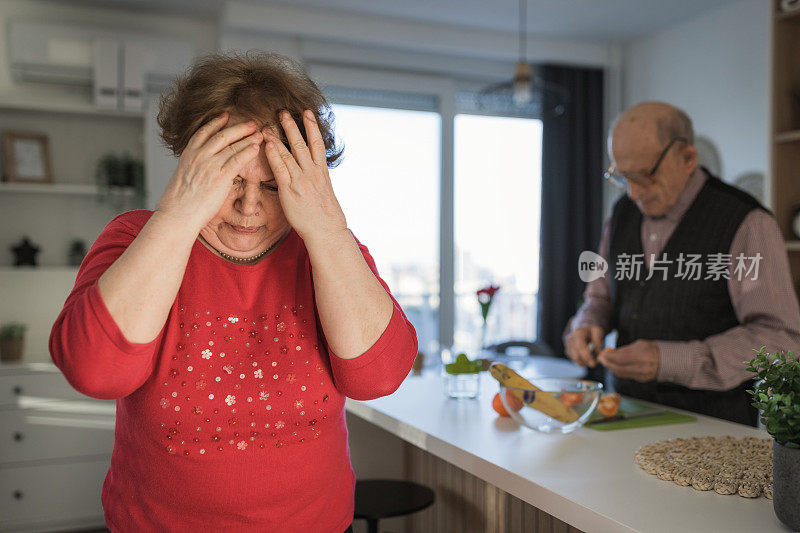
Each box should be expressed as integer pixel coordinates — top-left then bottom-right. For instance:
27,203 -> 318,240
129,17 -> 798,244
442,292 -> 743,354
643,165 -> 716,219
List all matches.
585,397 -> 696,431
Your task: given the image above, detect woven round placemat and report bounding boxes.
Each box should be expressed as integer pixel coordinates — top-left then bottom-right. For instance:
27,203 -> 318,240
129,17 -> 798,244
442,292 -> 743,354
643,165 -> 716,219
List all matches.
634,436 -> 773,498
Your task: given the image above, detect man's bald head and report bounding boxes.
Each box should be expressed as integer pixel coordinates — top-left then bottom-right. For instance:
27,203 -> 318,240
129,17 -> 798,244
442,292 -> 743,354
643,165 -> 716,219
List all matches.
608,102 -> 699,217
609,101 -> 694,152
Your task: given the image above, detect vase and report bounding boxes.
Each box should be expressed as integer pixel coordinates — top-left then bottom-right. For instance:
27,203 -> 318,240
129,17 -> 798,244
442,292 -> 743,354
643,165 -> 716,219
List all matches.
0,338 -> 24,362
773,440 -> 800,531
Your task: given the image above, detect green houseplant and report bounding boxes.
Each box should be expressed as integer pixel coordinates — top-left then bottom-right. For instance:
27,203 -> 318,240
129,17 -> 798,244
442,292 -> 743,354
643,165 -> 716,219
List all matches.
68,239 -> 87,267
746,347 -> 800,530
95,152 -> 145,211
0,323 -> 26,362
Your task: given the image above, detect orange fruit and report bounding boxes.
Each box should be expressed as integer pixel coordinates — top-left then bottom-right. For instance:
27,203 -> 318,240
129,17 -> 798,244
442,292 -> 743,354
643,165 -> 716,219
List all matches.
504,390 -> 524,412
560,392 -> 584,407
602,393 -> 622,406
492,393 -> 510,417
597,399 -> 619,418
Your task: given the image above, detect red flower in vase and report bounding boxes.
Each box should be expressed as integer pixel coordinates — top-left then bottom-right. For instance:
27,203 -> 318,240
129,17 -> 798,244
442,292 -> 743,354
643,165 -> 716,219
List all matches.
477,284 -> 500,321
477,285 -> 500,302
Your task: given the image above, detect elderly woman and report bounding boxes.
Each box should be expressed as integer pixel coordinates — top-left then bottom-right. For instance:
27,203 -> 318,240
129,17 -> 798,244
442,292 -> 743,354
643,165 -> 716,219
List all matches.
49,51 -> 418,532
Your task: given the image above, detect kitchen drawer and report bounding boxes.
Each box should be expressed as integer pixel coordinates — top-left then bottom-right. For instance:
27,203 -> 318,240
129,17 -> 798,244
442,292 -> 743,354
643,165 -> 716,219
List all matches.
0,407 -> 114,464
0,459 -> 109,532
0,370 -> 86,407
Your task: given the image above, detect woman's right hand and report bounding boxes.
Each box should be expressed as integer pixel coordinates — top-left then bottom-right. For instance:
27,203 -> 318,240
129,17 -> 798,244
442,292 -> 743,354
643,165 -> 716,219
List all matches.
155,111 -> 263,230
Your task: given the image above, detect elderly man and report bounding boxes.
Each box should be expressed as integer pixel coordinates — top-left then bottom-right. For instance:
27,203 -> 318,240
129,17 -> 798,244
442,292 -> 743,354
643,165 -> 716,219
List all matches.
564,101 -> 800,426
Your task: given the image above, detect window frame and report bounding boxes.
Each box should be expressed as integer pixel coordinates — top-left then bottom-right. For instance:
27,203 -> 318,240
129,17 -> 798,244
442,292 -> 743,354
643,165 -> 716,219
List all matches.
310,64 -> 542,349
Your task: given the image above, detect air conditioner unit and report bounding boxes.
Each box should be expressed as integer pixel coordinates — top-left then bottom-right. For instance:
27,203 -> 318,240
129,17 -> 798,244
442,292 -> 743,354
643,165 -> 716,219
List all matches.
8,19 -> 194,93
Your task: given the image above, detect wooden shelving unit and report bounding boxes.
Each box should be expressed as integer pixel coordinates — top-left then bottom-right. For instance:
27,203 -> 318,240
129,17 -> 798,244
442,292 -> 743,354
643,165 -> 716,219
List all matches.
775,129 -> 800,144
776,6 -> 800,21
771,1 -> 800,290
0,182 -> 136,196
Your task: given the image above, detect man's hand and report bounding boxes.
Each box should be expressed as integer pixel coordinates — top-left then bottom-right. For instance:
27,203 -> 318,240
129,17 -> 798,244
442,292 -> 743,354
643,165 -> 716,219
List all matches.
597,340 -> 660,382
565,326 -> 604,367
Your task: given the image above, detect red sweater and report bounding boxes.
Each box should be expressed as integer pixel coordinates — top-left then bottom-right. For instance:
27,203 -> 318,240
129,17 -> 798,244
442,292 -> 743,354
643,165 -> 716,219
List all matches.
49,210 -> 418,533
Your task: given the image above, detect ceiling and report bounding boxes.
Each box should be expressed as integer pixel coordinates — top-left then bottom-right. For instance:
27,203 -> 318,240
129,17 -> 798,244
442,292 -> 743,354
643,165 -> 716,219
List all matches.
64,0 -> 741,40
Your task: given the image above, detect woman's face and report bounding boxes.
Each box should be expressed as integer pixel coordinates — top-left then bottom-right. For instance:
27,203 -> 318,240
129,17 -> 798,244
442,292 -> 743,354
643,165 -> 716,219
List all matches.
198,114 -> 291,258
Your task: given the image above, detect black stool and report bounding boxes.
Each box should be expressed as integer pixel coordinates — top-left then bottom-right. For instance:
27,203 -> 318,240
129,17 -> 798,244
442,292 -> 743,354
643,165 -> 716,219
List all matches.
353,479 -> 435,533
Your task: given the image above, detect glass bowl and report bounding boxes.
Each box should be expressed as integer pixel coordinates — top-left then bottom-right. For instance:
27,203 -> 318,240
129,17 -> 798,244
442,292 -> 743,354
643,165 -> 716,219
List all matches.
499,377 -> 603,433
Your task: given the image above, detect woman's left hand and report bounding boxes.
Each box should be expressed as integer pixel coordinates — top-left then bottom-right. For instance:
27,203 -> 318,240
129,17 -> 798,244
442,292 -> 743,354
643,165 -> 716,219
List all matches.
263,110 -> 348,245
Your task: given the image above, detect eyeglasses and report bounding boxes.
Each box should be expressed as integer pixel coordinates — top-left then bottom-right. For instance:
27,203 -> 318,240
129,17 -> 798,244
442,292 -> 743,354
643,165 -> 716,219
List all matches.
604,136 -> 688,188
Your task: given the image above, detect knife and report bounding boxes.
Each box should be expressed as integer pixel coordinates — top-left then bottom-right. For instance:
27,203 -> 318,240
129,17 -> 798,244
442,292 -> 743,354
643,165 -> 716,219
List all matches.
584,407 -> 666,425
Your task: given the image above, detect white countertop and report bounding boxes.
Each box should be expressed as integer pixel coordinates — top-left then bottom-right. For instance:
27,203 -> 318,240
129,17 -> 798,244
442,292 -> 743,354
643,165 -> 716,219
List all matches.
345,371 -> 790,533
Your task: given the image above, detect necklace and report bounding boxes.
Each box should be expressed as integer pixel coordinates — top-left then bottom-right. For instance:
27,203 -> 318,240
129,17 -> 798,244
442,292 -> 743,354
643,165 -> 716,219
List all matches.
200,232 -> 287,264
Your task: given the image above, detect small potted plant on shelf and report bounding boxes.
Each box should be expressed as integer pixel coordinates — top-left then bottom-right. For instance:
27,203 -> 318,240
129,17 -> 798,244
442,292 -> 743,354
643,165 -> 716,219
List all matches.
0,323 -> 26,363
68,239 -> 87,267
746,347 -> 800,531
95,152 -> 145,211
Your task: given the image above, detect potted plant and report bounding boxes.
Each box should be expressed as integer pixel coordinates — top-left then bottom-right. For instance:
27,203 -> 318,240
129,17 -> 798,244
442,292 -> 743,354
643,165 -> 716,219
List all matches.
95,152 -> 145,210
0,323 -> 26,362
746,347 -> 800,530
68,239 -> 87,267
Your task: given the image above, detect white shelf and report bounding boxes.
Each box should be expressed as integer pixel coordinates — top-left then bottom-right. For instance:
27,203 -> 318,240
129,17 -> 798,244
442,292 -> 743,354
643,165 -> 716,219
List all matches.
0,182 -> 137,197
0,95 -> 143,119
776,8 -> 800,21
775,130 -> 800,144
0,266 -> 80,273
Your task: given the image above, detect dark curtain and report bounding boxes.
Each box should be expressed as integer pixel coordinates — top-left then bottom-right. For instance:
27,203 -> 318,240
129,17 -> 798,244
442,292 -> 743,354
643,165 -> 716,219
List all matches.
537,64 -> 605,368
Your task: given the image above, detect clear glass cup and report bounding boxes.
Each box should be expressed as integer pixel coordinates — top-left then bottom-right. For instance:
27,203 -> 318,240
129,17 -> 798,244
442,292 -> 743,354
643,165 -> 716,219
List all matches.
440,346 -> 481,399
442,370 -> 480,399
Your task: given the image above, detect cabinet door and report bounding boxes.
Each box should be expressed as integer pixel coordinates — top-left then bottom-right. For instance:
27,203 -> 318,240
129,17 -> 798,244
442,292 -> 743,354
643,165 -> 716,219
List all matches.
0,408 -> 114,464
0,459 -> 109,532
0,371 -> 88,407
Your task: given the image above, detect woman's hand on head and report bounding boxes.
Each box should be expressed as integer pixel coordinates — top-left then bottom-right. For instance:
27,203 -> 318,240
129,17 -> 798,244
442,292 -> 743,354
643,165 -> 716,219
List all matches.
263,110 -> 348,246
155,111 -> 264,231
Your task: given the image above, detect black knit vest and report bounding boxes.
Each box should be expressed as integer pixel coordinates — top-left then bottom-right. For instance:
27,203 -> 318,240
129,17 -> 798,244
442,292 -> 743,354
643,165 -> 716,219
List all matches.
608,172 -> 765,426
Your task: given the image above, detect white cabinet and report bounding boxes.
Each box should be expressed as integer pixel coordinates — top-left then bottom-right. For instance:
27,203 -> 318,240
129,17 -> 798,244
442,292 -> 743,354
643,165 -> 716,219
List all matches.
0,364 -> 115,533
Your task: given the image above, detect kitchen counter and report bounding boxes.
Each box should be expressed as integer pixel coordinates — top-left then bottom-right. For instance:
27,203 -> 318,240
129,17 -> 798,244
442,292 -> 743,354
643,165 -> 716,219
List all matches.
345,372 -> 789,533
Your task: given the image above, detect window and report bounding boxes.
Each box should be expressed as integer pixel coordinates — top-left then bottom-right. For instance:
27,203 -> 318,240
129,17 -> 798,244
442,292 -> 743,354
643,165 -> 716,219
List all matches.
330,104 -> 441,355
325,82 -> 544,357
453,114 -> 543,350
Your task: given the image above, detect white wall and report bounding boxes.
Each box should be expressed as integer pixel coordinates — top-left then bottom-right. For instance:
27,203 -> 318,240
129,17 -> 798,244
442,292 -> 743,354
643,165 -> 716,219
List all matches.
0,0 -> 214,268
0,268 -> 81,364
622,0 -> 770,187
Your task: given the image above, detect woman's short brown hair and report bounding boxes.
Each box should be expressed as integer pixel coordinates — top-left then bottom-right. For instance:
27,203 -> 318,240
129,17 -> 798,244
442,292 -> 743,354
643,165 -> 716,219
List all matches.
157,50 -> 343,167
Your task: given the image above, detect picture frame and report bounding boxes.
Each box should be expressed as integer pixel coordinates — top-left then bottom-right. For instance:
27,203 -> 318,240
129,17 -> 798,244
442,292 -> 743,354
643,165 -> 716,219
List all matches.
2,132 -> 53,183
